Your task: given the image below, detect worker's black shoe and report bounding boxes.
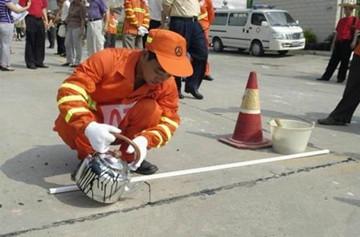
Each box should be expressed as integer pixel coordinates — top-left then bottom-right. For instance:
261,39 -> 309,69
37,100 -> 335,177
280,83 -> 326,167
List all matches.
317,117 -> 346,126
133,160 -> 158,175
185,87 -> 204,100
203,75 -> 214,81
316,77 -> 328,81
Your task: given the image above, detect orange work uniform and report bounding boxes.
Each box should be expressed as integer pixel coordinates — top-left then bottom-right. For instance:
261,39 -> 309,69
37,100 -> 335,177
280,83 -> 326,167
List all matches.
123,0 -> 150,35
106,13 -> 118,34
198,0 -> 214,76
54,48 -> 180,161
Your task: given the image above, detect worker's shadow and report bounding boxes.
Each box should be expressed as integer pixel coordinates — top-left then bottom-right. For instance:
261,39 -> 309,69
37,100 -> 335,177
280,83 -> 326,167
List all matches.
0,144 -> 104,207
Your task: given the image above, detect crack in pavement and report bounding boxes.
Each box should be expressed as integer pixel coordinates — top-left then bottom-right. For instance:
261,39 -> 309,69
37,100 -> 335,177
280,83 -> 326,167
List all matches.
1,157 -> 356,237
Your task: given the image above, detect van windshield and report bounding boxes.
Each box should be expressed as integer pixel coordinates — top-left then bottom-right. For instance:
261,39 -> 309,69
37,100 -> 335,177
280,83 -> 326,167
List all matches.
265,12 -> 297,26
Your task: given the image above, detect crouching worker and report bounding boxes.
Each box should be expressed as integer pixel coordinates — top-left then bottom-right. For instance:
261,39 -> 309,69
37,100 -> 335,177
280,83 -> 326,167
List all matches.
53,29 -> 192,175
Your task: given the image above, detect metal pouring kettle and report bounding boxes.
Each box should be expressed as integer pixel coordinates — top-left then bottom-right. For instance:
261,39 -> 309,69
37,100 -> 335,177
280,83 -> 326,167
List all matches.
74,133 -> 140,204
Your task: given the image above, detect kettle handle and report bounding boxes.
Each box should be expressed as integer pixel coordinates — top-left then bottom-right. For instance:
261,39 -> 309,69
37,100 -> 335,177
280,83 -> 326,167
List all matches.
110,133 -> 141,165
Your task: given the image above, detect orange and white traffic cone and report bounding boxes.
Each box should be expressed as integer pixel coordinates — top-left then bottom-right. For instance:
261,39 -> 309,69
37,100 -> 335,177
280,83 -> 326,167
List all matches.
219,71 -> 272,149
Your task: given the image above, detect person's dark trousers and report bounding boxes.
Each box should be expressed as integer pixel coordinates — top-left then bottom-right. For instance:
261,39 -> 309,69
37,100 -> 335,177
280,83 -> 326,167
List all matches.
320,40 -> 352,82
25,15 -> 46,67
169,17 -> 208,93
142,19 -> 161,48
329,54 -> 360,123
104,33 -> 116,48
56,23 -> 66,55
47,26 -> 56,48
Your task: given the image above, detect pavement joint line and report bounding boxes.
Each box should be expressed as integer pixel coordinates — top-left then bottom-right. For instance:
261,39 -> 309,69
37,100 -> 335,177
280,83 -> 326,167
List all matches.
1,157 -> 356,237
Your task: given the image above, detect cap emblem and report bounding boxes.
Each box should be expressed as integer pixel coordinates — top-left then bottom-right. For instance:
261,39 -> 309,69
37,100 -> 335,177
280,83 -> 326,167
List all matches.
175,46 -> 183,57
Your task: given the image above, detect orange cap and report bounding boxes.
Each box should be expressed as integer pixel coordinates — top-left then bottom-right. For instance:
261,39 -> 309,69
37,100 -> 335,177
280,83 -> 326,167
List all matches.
145,29 -> 193,77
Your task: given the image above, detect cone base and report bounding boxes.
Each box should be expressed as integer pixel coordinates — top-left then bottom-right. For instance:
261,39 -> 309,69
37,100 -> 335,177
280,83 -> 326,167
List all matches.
218,136 -> 272,149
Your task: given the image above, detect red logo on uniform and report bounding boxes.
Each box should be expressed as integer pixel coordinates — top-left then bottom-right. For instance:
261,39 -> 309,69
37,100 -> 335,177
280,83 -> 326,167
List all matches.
175,46 -> 183,57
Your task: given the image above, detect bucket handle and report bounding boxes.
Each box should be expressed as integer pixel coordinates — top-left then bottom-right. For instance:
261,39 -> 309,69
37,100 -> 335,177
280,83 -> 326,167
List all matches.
108,133 -> 141,165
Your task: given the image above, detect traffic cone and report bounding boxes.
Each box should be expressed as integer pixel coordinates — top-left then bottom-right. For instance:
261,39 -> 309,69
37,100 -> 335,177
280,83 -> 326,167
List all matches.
219,71 -> 272,149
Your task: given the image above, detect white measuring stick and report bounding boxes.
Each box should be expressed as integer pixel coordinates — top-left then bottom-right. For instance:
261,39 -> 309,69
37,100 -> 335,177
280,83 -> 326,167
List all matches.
49,149 -> 330,194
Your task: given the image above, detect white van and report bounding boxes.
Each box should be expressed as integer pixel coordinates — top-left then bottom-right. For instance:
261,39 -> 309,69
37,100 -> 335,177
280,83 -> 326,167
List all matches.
209,7 -> 305,56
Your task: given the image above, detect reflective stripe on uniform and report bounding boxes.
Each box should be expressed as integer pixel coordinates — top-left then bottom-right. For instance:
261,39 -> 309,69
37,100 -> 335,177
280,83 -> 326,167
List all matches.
161,116 -> 179,128
60,83 -> 89,100
198,12 -> 208,20
65,107 -> 90,122
57,95 -> 86,105
157,124 -> 172,140
133,7 -> 145,13
147,130 -> 163,148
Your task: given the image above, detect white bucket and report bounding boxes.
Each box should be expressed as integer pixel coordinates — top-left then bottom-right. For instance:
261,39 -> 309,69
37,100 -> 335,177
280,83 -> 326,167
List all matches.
269,119 -> 315,155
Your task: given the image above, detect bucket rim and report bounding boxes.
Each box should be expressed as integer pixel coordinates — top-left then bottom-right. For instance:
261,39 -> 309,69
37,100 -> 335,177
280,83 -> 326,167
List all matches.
269,118 -> 315,130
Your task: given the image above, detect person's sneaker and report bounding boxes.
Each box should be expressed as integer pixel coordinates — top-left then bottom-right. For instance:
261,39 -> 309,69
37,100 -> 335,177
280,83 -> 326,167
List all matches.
132,160 -> 158,175
317,117 -> 346,126
62,62 -> 70,66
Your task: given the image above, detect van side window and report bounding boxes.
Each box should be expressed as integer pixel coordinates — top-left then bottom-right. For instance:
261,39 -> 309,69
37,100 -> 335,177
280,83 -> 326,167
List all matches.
251,13 -> 266,26
228,13 -> 248,26
213,13 -> 228,26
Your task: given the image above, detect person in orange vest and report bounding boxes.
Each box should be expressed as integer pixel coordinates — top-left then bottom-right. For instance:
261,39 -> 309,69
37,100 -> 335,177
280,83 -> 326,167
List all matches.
122,0 -> 150,48
198,0 -> 215,81
53,29 -> 192,175
104,8 -> 121,48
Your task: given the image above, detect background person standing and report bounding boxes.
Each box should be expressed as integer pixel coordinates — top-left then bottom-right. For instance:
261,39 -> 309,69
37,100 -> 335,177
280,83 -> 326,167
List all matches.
142,0 -> 162,48
122,0 -> 149,49
318,28 -> 360,126
162,0 -> 208,100
86,0 -> 108,56
104,7 -> 121,48
0,0 -> 30,71
63,0 -> 86,67
317,3 -> 360,83
55,0 -> 70,56
19,0 -> 49,69
198,0 -> 214,81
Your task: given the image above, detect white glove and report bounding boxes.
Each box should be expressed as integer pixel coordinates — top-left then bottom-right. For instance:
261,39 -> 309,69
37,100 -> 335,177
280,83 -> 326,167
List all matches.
137,26 -> 148,36
127,136 -> 148,170
84,121 -> 122,153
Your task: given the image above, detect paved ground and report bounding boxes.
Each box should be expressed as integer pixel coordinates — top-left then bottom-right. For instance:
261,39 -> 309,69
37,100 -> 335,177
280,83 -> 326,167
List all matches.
0,42 -> 359,237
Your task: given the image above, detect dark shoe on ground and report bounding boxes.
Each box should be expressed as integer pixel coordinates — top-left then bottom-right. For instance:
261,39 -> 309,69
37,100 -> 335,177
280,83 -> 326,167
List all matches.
203,75 -> 214,81
36,64 -> 49,68
27,64 -> 37,69
316,78 -> 329,81
61,62 -> 70,66
178,92 -> 184,99
317,117 -> 346,126
185,87 -> 204,100
337,79 -> 345,83
133,160 -> 158,175
70,64 -> 79,68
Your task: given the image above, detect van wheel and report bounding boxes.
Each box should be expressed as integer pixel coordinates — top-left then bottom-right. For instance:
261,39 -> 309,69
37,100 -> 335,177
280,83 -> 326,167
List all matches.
278,50 -> 288,56
250,41 -> 264,56
212,38 -> 223,52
